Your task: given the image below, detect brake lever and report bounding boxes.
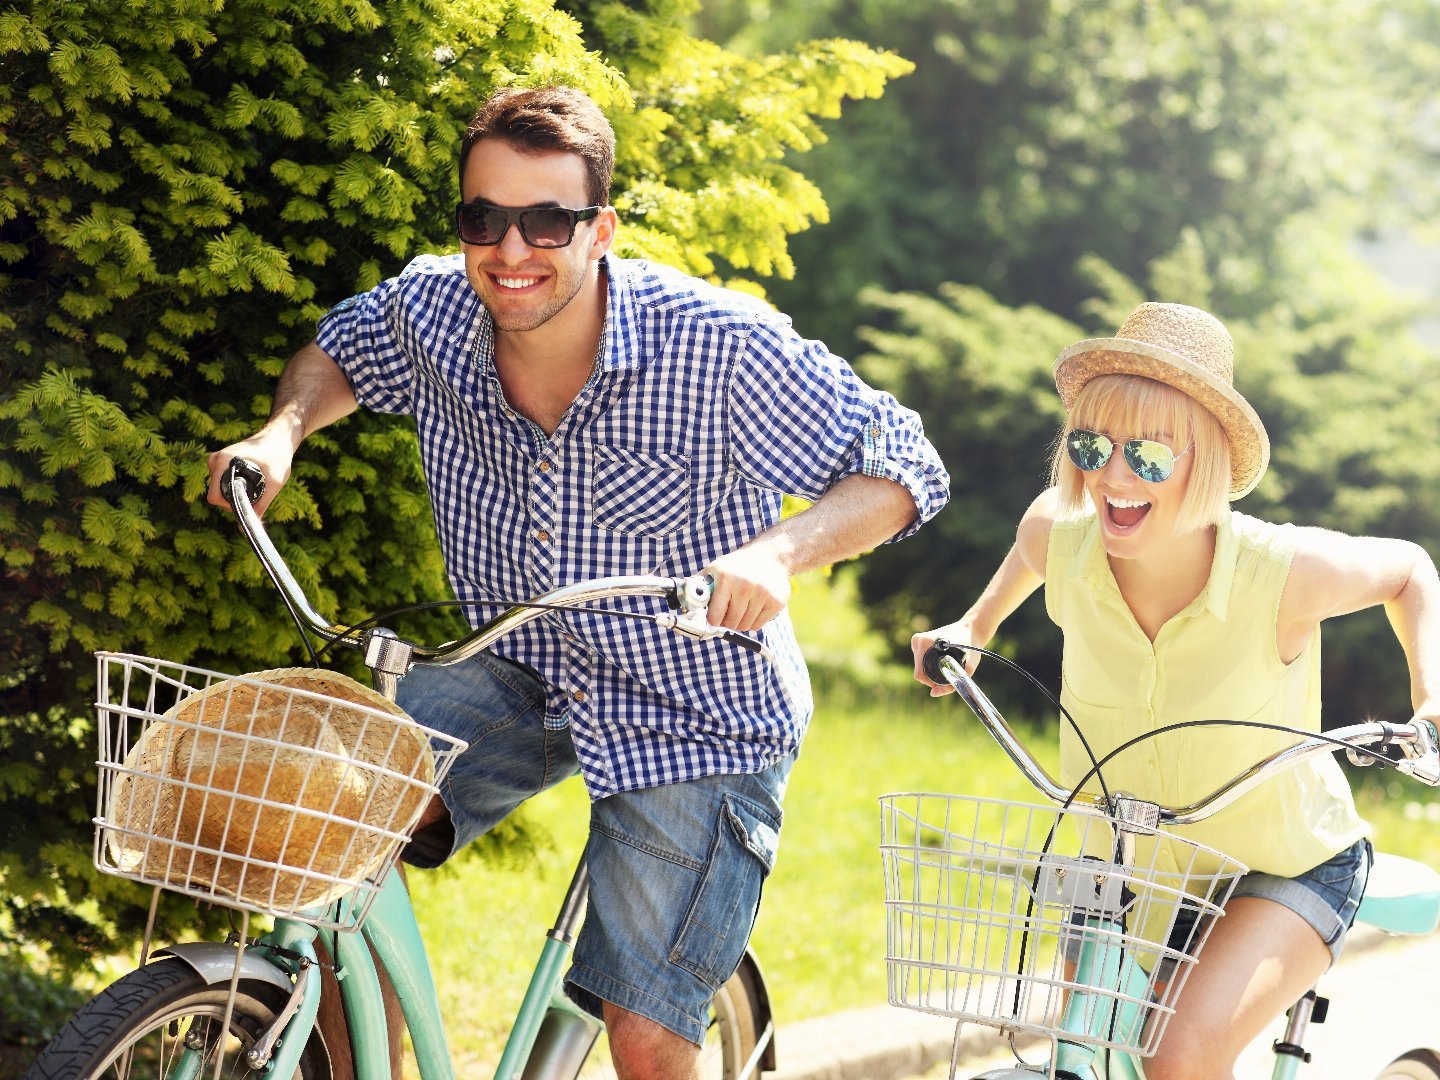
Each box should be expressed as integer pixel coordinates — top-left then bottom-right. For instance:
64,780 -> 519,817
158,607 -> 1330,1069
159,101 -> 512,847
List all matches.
1398,718 -> 1440,786
655,573 -> 773,660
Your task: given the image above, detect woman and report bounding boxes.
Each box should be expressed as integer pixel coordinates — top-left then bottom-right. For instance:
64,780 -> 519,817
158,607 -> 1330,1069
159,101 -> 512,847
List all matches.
911,302 -> 1440,1080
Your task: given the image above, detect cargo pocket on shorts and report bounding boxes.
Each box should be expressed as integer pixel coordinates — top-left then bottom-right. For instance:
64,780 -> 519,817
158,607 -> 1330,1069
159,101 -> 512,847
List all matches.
669,794 -> 779,987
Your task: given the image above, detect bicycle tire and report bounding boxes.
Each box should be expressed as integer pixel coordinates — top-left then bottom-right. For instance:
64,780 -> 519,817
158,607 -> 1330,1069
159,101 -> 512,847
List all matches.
700,963 -> 763,1079
1376,1049 -> 1440,1080
22,956 -> 329,1079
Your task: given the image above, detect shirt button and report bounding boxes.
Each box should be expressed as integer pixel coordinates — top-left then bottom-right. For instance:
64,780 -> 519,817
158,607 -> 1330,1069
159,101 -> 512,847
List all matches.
572,690 -> 587,703
504,409 -> 515,420
538,460 -> 552,473
536,529 -> 550,543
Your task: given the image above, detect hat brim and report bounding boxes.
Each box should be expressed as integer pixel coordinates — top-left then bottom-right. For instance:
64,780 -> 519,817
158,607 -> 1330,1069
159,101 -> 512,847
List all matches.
1054,336 -> 1269,499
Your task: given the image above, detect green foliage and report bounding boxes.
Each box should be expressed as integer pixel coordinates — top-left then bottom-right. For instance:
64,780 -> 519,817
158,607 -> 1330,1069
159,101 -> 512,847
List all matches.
1,0 -> 910,977
702,0 -> 1440,354
569,0 -> 912,280
0,947 -> 88,1064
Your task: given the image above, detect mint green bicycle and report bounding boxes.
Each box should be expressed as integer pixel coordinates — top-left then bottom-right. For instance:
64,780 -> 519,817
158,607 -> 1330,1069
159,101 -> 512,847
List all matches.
879,642 -> 1440,1080
24,459 -> 775,1080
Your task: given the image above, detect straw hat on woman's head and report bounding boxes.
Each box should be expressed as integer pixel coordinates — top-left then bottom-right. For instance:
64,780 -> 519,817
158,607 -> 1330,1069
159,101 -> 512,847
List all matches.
1053,302 -> 1270,499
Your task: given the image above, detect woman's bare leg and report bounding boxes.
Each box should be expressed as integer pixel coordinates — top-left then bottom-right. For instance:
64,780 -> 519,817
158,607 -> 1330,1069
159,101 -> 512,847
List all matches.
1144,896 -> 1331,1080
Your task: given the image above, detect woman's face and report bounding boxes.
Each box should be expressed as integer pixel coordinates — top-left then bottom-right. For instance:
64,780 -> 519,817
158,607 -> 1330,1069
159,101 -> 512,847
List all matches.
1078,427 -> 1196,560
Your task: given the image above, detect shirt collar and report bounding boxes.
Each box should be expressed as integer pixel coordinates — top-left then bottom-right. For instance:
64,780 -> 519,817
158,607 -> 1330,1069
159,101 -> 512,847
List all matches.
599,253 -> 641,373
1076,509 -> 1236,622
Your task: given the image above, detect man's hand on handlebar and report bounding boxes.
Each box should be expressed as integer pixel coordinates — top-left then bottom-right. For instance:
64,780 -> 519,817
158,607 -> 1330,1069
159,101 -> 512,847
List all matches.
206,433 -> 294,517
702,547 -> 792,633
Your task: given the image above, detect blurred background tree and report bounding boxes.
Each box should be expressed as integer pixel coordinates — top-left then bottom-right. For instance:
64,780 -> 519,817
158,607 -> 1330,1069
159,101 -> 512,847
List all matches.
697,0 -> 1440,725
698,0 -> 1440,353
0,0 -> 907,994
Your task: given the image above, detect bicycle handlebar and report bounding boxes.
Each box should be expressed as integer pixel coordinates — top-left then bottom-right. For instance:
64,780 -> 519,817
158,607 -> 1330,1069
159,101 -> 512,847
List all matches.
924,642 -> 1440,828
221,458 -> 762,685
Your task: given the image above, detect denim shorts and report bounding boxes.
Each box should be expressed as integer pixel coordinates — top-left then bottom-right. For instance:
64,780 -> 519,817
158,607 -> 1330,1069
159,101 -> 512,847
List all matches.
1229,837 -> 1373,966
395,652 -> 793,1045
1064,837 -> 1372,972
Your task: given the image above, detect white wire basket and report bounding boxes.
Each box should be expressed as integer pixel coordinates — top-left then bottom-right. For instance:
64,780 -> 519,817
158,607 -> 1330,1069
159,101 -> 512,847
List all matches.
880,792 -> 1247,1057
94,652 -> 467,932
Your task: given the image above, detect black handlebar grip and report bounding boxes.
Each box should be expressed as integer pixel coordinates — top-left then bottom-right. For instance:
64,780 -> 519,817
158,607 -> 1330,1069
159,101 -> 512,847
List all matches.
220,457 -> 267,508
923,639 -> 967,684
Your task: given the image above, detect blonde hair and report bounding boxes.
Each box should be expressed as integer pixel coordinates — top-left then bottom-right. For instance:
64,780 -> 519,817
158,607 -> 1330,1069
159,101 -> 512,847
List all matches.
1049,374 -> 1231,534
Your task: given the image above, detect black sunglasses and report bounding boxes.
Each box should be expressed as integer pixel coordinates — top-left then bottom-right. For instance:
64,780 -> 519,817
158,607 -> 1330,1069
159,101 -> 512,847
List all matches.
1066,428 -> 1194,483
454,202 -> 601,249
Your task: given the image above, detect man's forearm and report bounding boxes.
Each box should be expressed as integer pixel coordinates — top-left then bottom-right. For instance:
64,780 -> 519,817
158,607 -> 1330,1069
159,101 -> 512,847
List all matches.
746,473 -> 919,577
266,340 -> 359,449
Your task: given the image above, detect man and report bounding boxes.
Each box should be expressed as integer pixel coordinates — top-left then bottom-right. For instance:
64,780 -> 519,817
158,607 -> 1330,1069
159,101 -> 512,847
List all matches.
207,85 -> 948,1079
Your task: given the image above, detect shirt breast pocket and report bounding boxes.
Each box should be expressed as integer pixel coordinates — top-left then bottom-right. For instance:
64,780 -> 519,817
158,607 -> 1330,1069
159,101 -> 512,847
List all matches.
589,444 -> 692,537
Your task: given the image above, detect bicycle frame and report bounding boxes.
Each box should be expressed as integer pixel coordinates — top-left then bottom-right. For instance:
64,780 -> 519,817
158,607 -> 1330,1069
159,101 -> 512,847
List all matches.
147,777 -> 606,1080
974,883 -> 1440,1080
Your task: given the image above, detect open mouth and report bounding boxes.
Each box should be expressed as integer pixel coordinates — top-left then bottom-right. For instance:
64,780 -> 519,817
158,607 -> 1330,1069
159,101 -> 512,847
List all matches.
1105,495 -> 1151,531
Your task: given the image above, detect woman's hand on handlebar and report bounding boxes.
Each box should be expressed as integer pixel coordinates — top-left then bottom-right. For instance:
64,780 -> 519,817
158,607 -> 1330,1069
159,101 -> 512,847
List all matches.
911,622 -> 981,697
206,433 -> 294,517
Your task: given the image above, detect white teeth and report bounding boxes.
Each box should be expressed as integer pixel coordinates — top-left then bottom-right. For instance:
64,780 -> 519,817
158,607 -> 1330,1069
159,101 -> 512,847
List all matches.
1107,496 -> 1151,510
496,276 -> 537,288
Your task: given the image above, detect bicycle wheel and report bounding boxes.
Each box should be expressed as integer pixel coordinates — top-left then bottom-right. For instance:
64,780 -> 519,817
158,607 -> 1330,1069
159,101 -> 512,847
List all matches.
698,963 -> 763,1080
23,957 -> 330,1079
1377,1049 -> 1440,1080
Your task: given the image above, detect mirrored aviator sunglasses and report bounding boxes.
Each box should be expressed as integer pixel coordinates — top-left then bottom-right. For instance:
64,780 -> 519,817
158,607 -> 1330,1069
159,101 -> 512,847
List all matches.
1065,429 -> 1193,483
453,202 -> 601,248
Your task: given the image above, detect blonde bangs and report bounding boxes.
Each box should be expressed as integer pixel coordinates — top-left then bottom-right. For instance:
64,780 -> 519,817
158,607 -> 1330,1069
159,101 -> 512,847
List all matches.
1050,374 -> 1231,532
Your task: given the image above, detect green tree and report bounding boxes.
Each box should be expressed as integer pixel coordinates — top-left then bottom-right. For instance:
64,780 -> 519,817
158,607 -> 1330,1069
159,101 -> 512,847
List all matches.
699,0 -> 1440,356
0,0 -> 909,977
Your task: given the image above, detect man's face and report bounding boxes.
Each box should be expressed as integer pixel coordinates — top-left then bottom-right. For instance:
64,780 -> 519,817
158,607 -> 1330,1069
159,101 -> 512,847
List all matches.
459,138 -> 615,333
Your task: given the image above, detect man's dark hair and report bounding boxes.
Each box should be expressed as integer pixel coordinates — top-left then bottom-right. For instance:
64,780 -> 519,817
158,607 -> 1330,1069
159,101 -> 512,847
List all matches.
460,86 -> 615,207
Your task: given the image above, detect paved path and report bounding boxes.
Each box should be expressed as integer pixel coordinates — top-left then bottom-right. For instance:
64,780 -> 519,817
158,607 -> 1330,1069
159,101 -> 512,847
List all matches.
772,925 -> 1440,1079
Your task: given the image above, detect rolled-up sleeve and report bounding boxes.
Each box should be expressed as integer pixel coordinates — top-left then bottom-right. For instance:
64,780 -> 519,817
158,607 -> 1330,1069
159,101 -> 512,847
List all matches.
314,260 -> 440,416
726,320 -> 949,542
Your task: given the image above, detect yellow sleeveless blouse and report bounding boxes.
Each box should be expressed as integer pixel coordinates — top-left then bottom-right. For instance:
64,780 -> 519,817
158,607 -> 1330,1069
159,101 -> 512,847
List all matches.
1045,510 -> 1367,878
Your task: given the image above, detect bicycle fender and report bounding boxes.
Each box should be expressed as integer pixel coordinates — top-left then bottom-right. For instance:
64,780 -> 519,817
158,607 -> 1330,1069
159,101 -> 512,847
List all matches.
153,941 -> 296,996
734,948 -> 778,1074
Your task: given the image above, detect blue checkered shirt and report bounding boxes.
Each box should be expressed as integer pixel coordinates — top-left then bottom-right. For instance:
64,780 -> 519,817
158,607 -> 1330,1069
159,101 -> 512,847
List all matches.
317,253 -> 949,798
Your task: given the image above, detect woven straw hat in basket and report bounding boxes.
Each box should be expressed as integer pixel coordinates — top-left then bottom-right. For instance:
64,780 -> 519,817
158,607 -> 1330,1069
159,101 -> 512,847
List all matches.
1053,303 -> 1270,498
106,668 -> 434,913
